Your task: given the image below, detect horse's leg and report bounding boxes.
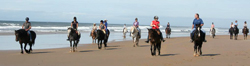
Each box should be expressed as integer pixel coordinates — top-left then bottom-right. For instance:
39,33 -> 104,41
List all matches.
70,41 -> 72,52
153,44 -> 157,56
28,43 -> 32,53
136,37 -> 139,47
20,43 -> 24,54
150,44 -> 154,56
157,43 -> 161,55
24,43 -> 29,53
198,42 -> 203,56
98,40 -> 101,49
133,38 -> 135,47
194,42 -> 198,56
73,41 -> 76,52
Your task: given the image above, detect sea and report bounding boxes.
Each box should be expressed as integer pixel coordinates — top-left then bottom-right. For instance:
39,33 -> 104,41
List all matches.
0,20 -> 239,50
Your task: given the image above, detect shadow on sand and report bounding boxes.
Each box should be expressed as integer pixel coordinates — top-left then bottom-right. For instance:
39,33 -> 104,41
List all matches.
31,51 -> 51,54
139,45 -> 150,47
106,48 -> 120,50
202,54 -> 220,56
79,50 -> 96,52
160,54 -> 178,56
106,45 -> 120,47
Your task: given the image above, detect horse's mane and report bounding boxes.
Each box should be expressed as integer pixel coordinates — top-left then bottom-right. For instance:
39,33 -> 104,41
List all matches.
16,29 -> 28,37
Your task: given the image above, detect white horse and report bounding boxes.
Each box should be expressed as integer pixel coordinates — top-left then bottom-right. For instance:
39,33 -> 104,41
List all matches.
130,26 -> 141,47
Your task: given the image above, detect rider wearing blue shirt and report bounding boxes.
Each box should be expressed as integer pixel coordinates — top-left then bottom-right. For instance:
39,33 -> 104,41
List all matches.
104,19 -> 108,35
190,13 -> 207,42
234,20 -> 238,28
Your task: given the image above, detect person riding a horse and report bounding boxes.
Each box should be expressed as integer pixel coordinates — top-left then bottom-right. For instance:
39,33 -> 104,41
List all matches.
167,22 -> 170,28
190,13 -> 207,42
90,23 -> 97,36
104,19 -> 109,36
22,17 -> 32,42
234,20 -> 238,29
132,18 -> 141,38
97,20 -> 107,39
67,17 -> 80,41
145,16 -> 165,43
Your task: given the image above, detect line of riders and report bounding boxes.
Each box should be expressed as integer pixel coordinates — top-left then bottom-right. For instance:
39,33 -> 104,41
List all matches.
15,13 -> 248,55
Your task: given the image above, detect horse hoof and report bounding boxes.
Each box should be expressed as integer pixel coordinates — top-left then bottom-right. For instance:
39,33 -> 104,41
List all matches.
21,52 -> 24,54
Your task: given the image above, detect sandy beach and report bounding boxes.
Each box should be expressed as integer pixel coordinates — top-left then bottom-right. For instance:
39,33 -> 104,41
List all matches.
0,35 -> 250,66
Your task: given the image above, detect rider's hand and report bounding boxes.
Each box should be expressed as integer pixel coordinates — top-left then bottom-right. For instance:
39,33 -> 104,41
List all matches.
25,29 -> 29,31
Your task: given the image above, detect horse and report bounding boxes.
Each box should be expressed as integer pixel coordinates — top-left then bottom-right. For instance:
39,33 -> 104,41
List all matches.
96,29 -> 110,49
193,25 -> 205,57
68,28 -> 81,52
242,27 -> 249,40
130,26 -> 140,47
233,26 -> 239,40
90,30 -> 97,44
123,27 -> 128,38
210,28 -> 216,38
15,29 -> 36,54
165,27 -> 171,38
148,29 -> 162,56
229,27 -> 234,39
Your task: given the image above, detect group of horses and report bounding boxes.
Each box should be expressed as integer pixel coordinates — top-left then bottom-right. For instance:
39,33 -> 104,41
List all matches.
229,26 -> 249,40
14,25 -> 248,57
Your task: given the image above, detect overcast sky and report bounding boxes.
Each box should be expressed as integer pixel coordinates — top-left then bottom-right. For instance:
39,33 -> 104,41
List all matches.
0,0 -> 249,27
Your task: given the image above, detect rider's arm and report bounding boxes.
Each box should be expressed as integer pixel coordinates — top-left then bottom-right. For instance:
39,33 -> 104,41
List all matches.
71,23 -> 73,28
150,22 -> 154,27
76,23 -> 78,29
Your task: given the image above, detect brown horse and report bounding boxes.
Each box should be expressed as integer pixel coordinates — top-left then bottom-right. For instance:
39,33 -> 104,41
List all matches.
242,27 -> 249,40
15,29 -> 36,54
148,29 -> 162,56
90,30 -> 97,44
165,27 -> 171,38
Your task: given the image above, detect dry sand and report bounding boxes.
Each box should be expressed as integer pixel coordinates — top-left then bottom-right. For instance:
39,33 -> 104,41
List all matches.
0,35 -> 250,66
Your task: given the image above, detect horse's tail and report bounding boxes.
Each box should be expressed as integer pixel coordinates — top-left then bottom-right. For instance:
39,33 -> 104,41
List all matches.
30,31 -> 36,46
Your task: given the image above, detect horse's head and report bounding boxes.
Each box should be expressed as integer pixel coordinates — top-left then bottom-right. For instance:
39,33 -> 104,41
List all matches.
14,30 -> 19,41
194,24 -> 202,41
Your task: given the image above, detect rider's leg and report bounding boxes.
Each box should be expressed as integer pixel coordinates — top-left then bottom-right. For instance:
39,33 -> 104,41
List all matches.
145,35 -> 150,43
27,30 -> 32,42
137,28 -> 141,38
201,30 -> 207,42
190,29 -> 195,42
158,29 -> 165,42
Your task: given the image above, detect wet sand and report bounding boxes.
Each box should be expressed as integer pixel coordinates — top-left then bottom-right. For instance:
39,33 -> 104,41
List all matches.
0,35 -> 250,66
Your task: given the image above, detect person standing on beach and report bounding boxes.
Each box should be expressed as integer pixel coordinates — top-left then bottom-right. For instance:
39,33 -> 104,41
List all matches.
190,13 -> 206,42
67,17 -> 80,40
123,24 -> 127,38
145,16 -> 165,43
22,17 -> 32,42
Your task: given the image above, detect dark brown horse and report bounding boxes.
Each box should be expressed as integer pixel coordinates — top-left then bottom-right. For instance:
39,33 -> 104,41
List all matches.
15,29 -> 36,54
96,29 -> 110,49
193,25 -> 205,57
148,29 -> 162,56
242,27 -> 249,40
165,27 -> 171,38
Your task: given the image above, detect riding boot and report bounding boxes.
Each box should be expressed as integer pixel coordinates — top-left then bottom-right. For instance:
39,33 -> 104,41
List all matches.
67,36 -> 70,41
145,36 -> 150,43
190,33 -> 194,42
202,32 -> 207,42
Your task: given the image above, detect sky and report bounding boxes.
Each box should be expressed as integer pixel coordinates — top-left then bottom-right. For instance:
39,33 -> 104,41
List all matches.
0,0 -> 249,28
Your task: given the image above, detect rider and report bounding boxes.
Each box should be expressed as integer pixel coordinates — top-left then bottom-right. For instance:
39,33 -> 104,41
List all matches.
97,20 -> 107,39
244,21 -> 247,28
104,19 -> 109,35
90,23 -> 97,36
231,22 -> 234,28
190,13 -> 207,42
123,24 -> 127,37
167,22 -> 170,28
22,17 -> 32,42
67,17 -> 79,41
145,16 -> 165,43
133,18 -> 141,38
234,20 -> 238,28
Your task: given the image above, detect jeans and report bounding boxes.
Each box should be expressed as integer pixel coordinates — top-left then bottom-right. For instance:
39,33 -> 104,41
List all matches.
27,30 -> 32,40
